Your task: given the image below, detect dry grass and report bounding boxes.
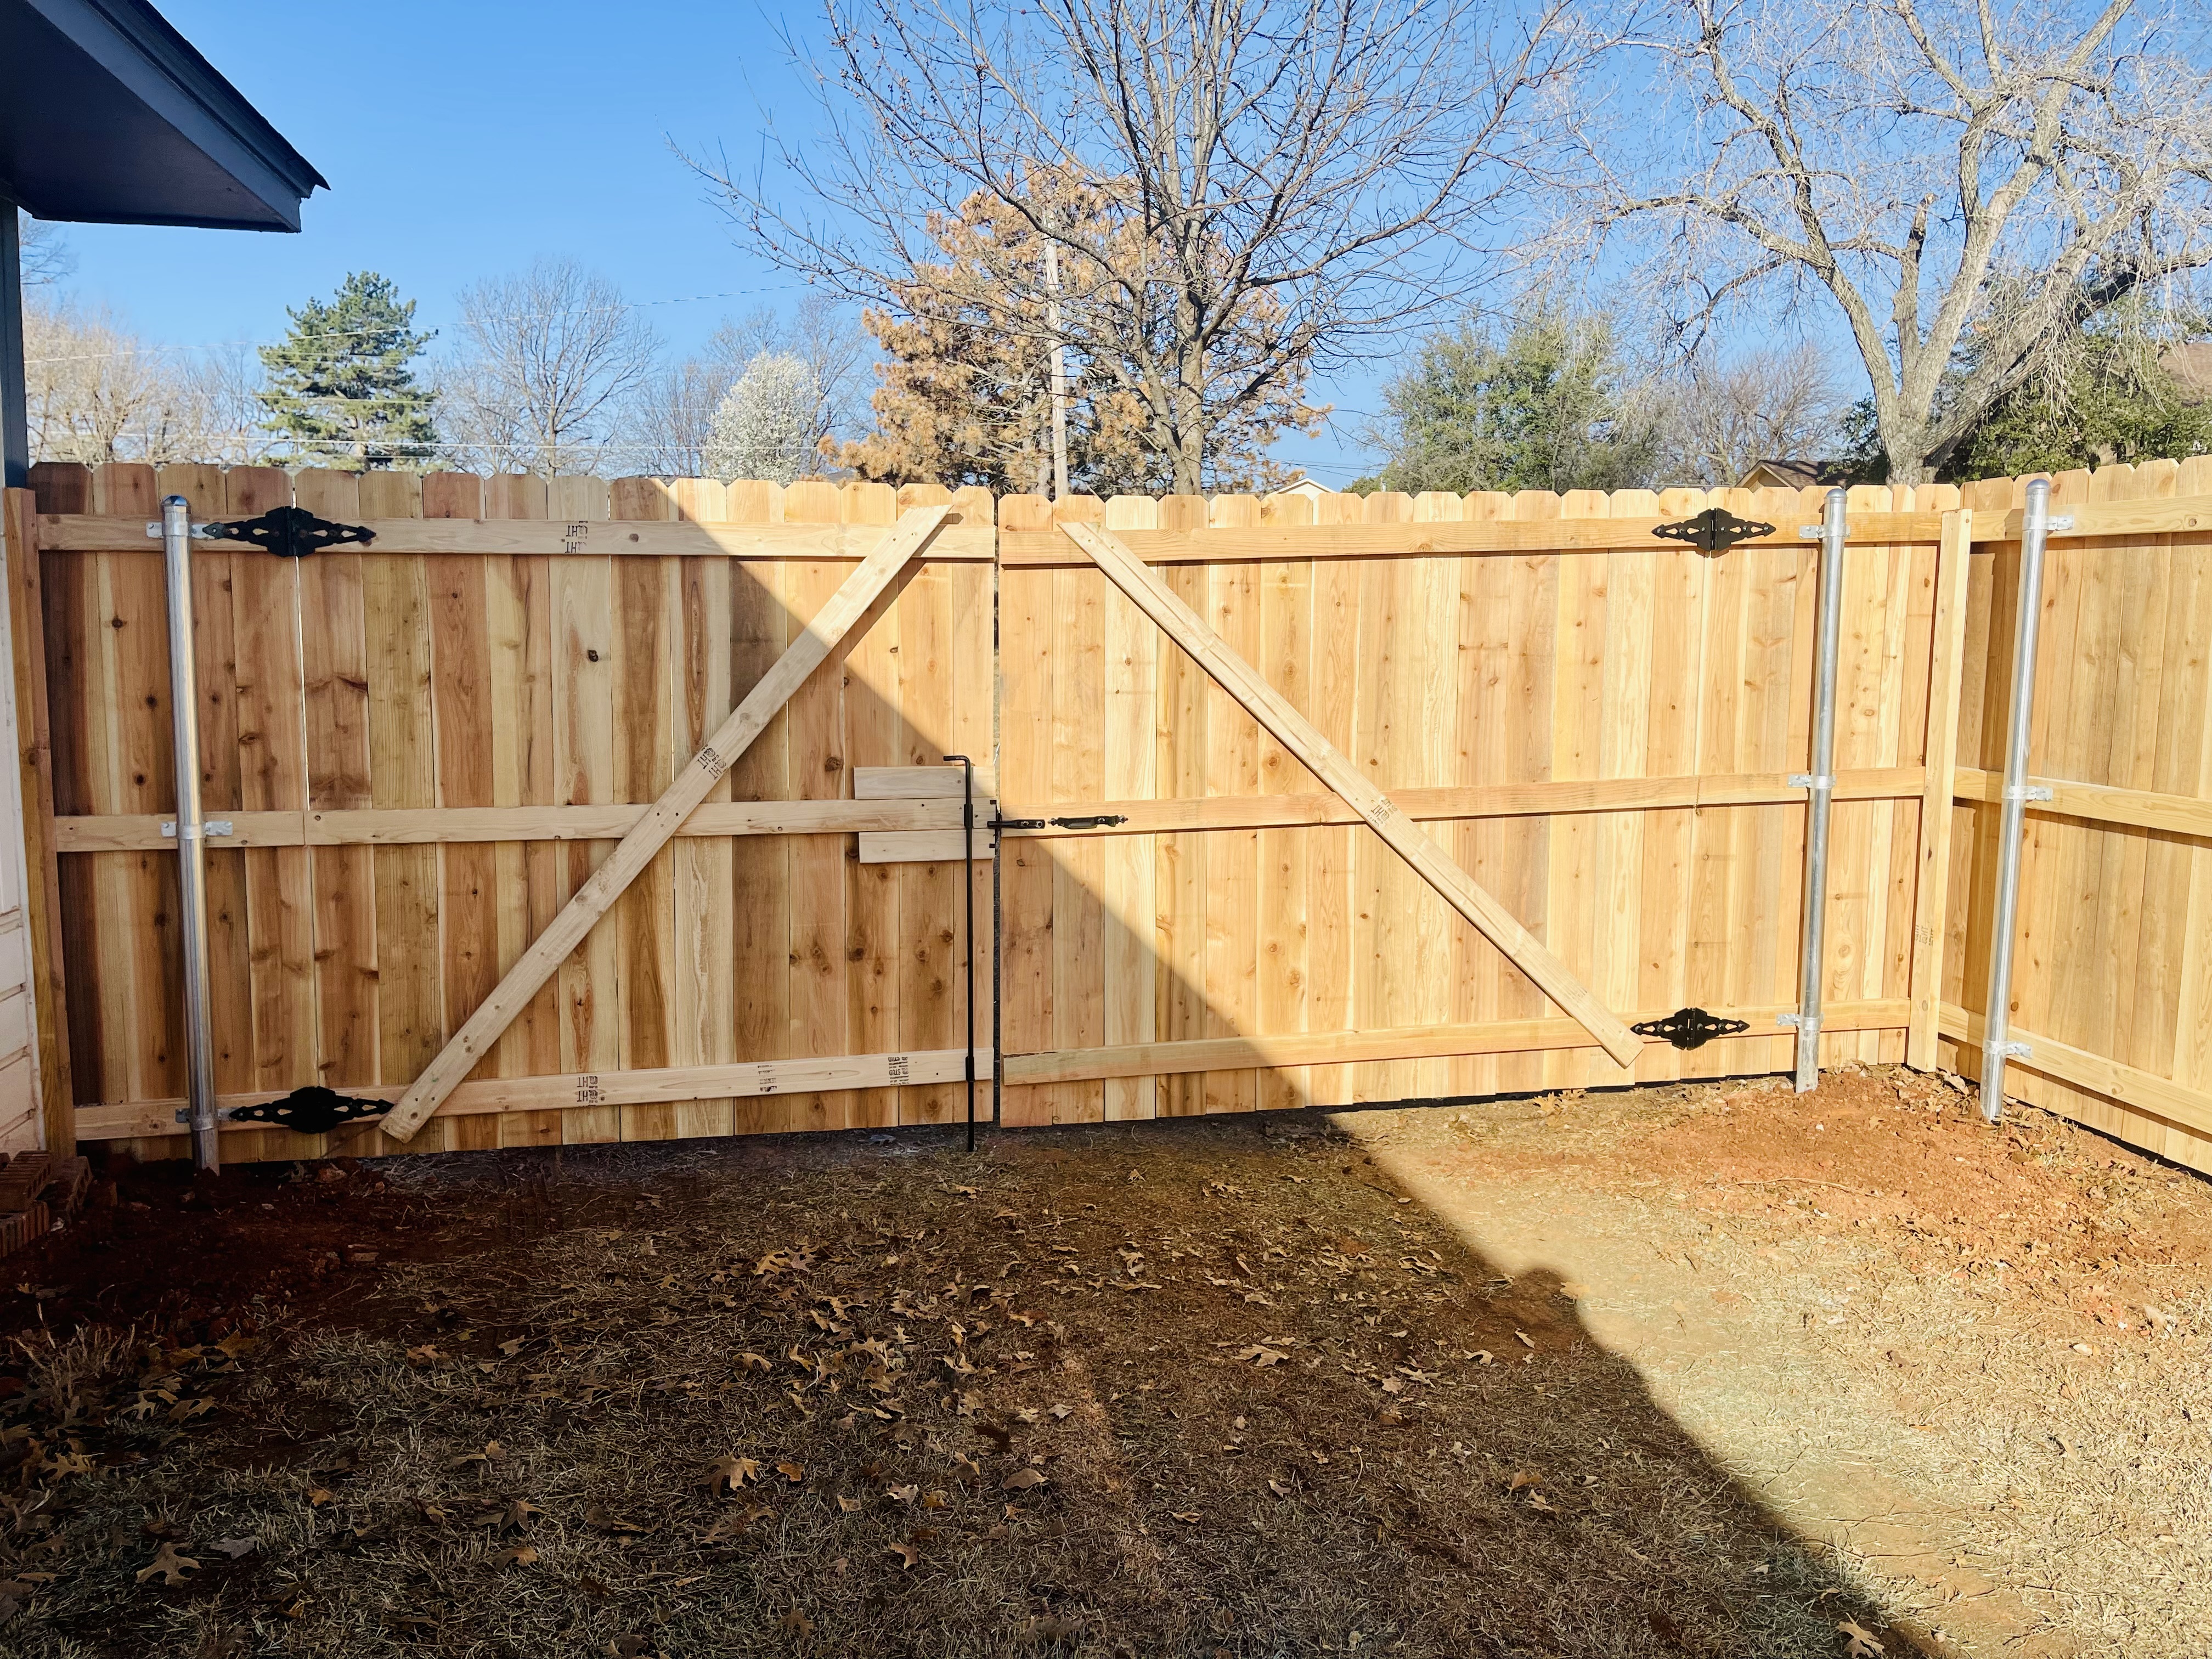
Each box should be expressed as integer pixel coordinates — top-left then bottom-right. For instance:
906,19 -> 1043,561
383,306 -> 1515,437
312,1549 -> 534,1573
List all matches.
2,1070 -> 2205,1658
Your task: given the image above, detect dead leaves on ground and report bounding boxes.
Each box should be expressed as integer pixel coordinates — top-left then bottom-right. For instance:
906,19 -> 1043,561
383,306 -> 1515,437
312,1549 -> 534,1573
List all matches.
136,1542 -> 199,1586
477,1499 -> 541,1533
1017,1613 -> 1084,1645
702,1506 -> 772,1544
704,1454 -> 761,1494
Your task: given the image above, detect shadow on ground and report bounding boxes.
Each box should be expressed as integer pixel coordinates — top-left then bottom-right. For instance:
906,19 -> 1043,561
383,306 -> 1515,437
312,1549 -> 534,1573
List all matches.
2,1108 -> 1954,1658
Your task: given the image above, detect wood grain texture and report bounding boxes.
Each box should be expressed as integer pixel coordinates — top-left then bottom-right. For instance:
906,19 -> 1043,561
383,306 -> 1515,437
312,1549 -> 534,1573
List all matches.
4,489 -> 70,1152
36,459 -> 2212,1175
76,1044 -> 997,1142
1907,510 -> 1974,1067
43,513 -> 995,561
376,505 -> 951,1140
1063,522 -> 1642,1068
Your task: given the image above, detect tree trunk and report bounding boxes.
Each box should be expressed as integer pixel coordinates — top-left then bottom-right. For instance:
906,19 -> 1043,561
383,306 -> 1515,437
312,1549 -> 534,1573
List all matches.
1172,339 -> 1207,495
1169,290 -> 1209,496
1876,400 -> 1933,489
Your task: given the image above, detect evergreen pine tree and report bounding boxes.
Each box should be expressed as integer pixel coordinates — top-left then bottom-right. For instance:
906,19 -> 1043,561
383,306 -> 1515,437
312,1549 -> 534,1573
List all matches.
258,272 -> 438,470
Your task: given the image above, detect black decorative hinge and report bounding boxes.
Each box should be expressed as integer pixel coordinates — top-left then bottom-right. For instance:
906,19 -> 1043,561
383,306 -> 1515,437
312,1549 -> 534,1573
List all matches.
1652,508 -> 1775,555
226,1085 -> 388,1135
1631,1007 -> 1751,1051
203,505 -> 376,560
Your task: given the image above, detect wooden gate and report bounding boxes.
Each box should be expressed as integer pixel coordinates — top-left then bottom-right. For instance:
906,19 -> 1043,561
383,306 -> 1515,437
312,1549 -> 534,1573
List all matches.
990,486 -> 1945,1121
29,463 -> 994,1163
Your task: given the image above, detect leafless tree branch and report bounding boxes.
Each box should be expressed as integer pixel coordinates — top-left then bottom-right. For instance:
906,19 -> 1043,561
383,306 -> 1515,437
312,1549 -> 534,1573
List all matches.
1582,0 -> 2212,482
442,259 -> 660,477
690,0 -> 1601,490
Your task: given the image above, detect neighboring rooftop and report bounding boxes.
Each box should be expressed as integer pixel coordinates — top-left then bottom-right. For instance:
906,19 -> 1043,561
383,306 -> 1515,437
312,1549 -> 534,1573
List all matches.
2163,342 -> 2212,404
1,0 -> 324,484
1738,458 -> 1859,491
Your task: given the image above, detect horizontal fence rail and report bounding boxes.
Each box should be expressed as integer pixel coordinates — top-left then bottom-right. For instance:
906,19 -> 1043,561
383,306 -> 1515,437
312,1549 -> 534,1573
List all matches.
13,458 -> 2212,1177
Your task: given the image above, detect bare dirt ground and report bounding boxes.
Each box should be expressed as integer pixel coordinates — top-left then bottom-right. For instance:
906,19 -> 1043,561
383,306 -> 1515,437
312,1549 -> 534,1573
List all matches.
0,1063 -> 2206,1659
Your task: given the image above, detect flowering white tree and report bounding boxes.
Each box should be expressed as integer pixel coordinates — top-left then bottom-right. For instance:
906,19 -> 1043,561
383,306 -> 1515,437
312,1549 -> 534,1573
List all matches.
704,352 -> 823,483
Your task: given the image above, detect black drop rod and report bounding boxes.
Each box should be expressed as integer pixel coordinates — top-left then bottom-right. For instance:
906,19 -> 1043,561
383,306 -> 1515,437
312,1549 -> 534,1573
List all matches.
943,754 -> 976,1152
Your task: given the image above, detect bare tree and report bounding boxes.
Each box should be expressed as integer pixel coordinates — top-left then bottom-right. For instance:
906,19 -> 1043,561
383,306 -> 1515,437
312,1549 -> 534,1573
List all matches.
22,296 -> 266,466
442,259 -> 658,476
172,343 -> 271,467
1662,341 -> 1842,488
17,212 -> 73,288
1597,0 -> 2212,484
626,356 -> 731,478
696,0 -> 1588,493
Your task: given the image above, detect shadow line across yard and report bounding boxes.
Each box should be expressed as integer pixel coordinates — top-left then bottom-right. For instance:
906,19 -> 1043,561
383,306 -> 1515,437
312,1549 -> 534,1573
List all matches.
8,1064 -> 2204,1657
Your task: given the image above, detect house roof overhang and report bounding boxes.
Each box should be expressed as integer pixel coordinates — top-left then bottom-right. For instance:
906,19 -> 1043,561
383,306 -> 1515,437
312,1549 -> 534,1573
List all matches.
0,0 -> 325,230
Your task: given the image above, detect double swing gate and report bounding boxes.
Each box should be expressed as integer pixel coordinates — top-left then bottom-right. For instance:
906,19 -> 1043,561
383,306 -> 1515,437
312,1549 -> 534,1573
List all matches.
19,458 -> 2212,1176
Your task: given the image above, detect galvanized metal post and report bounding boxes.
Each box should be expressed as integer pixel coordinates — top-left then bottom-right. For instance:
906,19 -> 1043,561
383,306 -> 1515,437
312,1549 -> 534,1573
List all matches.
1980,478 -> 2057,1121
1790,488 -> 1848,1093
155,496 -> 219,1171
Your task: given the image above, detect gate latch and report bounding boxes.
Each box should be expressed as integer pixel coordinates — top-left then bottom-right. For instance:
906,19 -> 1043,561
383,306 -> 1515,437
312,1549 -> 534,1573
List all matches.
1631,1007 -> 1751,1050
989,815 -> 1130,833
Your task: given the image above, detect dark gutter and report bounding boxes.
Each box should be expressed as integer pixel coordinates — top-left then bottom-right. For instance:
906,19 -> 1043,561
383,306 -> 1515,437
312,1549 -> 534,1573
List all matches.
6,0 -> 327,230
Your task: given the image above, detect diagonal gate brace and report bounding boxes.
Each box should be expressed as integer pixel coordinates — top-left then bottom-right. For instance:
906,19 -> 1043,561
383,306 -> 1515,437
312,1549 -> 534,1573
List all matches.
377,505 -> 955,1141
1062,522 -> 1642,1069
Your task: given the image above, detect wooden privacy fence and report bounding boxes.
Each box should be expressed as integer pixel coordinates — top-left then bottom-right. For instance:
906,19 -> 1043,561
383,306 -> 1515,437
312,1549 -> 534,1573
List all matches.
9,457 -> 2212,1177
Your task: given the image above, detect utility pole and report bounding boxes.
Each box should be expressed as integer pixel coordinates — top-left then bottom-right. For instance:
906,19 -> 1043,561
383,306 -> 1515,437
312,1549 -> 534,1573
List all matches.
1043,230 -> 1069,501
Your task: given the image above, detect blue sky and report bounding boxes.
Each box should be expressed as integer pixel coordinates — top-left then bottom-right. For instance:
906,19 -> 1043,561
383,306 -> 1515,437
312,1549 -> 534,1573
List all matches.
46,0 -> 1383,484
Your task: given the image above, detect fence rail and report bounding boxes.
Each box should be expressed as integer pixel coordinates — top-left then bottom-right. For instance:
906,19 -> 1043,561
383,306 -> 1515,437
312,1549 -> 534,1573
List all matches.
10,459 -> 2212,1178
